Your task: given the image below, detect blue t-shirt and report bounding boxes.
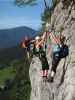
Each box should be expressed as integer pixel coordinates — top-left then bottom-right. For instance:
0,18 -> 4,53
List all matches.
52,44 -> 60,53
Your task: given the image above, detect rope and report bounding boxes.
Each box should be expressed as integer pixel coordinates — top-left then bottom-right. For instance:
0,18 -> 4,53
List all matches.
47,31 -> 60,44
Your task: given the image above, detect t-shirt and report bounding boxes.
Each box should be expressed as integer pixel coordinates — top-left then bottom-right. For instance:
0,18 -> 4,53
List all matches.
24,39 -> 30,47
52,44 -> 60,53
20,39 -> 31,49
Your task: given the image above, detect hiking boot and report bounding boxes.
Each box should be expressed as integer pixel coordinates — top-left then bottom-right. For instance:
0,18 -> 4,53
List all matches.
50,71 -> 55,82
50,77 -> 54,82
51,71 -> 55,77
46,76 -> 54,83
42,76 -> 47,82
46,71 -> 55,82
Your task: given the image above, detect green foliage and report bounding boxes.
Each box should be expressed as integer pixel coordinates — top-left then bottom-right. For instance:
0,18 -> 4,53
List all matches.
15,0 -> 37,6
52,0 -> 60,10
0,65 -> 16,86
60,26 -> 64,33
14,0 -> 60,32
0,62 -> 16,100
16,54 -> 31,100
41,0 -> 60,31
41,8 -> 51,22
0,48 -> 31,100
9,56 -> 31,100
41,7 -> 52,31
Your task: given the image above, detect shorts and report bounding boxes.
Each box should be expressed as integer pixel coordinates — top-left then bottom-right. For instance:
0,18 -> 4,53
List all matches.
40,52 -> 49,70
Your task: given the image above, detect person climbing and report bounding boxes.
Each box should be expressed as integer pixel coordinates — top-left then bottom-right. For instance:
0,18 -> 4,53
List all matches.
33,35 -> 49,80
21,36 -> 31,59
44,32 -> 69,82
49,33 -> 62,82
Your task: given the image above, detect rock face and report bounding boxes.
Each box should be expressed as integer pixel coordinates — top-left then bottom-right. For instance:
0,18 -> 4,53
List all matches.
29,1 -> 75,100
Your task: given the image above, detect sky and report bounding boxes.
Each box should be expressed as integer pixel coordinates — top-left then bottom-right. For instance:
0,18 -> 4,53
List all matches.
0,0 -> 52,30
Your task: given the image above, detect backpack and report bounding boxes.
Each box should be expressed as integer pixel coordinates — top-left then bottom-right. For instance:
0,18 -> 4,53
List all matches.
60,44 -> 69,58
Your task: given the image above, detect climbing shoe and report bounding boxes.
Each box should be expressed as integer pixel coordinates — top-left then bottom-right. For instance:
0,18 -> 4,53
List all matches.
42,76 -> 48,82
50,77 -> 54,82
46,71 -> 55,82
46,76 -> 54,83
50,71 -> 55,82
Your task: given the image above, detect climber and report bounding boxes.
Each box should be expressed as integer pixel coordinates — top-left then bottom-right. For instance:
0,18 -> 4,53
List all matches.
21,36 -> 31,59
44,32 -> 69,82
33,35 -> 49,79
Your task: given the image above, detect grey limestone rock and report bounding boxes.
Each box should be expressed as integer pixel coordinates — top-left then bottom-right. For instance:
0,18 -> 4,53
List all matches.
29,1 -> 75,100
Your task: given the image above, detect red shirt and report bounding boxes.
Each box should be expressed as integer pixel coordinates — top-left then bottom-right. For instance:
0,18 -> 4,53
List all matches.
24,39 -> 30,47
21,38 -> 31,48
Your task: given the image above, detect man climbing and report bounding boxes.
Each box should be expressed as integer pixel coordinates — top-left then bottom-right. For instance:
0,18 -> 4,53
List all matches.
33,35 -> 49,80
21,36 -> 31,59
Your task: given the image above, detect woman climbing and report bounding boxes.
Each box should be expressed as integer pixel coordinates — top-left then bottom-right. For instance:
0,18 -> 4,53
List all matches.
44,32 -> 69,82
33,35 -> 49,80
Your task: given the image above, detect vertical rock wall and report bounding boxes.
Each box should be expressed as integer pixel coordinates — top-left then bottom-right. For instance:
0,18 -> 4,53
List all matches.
29,1 -> 75,100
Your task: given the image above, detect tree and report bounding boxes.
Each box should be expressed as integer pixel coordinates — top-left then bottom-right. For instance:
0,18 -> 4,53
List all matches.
15,0 -> 52,32
52,0 -> 60,10
15,0 -> 60,32
15,0 -> 37,6
16,51 -> 31,100
15,0 -> 52,8
41,7 -> 52,31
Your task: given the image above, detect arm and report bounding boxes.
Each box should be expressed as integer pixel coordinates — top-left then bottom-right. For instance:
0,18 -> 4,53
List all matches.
36,39 -> 44,48
48,32 -> 60,44
36,32 -> 50,48
22,42 -> 27,48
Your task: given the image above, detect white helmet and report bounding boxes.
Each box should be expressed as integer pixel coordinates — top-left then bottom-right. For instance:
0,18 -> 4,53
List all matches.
35,36 -> 40,40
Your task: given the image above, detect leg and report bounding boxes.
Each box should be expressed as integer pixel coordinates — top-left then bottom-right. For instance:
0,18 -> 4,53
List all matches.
42,70 -> 45,77
27,52 -> 30,59
45,70 -> 48,78
50,56 -> 60,82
